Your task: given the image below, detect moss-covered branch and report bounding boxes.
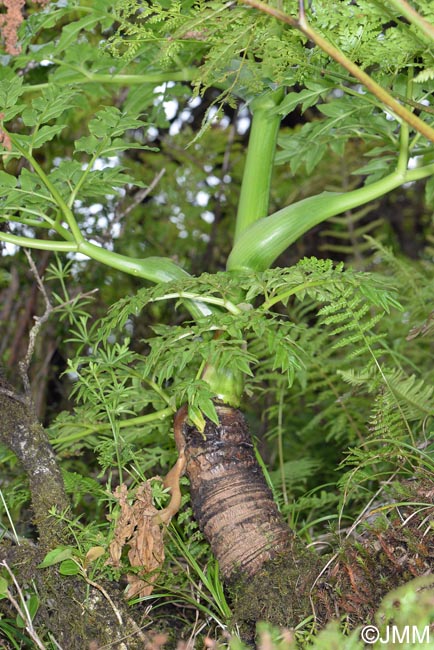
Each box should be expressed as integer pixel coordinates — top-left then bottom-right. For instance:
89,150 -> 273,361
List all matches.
0,379 -> 69,548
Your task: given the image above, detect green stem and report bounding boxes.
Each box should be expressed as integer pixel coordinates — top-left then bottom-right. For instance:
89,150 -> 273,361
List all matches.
3,144 -> 213,316
76,241 -> 186,282
227,162 -> 434,272
0,232 -> 78,251
0,232 -> 213,318
10,135 -> 84,243
67,150 -> 101,208
386,0 -> 434,43
151,291 -> 242,315
52,408 -> 174,446
262,279 -> 331,310
234,88 -> 284,241
5,189 -> 56,205
141,379 -> 172,407
5,209 -> 74,240
77,241 -> 214,319
10,232 -> 183,283
238,0 -> 434,143
25,70 -> 198,93
201,364 -> 244,407
396,73 -> 412,175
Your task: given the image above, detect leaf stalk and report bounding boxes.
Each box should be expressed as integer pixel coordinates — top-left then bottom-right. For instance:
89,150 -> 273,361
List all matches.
238,0 -> 434,143
227,162 -> 434,271
234,88 -> 284,241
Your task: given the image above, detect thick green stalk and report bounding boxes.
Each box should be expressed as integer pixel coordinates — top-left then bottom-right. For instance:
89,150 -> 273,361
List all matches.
227,163 -> 434,272
76,241 -> 187,283
223,90 -> 284,404
200,365 -> 244,408
76,242 -> 216,320
0,230 -> 212,319
216,90 -> 284,404
234,88 -> 284,241
0,231 -> 187,282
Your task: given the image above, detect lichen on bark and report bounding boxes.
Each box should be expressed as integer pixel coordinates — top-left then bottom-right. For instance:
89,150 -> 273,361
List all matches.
0,378 -> 69,547
0,379 -> 153,649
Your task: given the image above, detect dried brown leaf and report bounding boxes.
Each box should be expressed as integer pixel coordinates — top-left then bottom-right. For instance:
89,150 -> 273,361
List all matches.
108,481 -> 165,598
84,546 -> 105,570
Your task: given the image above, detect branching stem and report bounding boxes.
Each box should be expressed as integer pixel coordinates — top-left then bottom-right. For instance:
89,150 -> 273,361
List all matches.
227,161 -> 434,272
10,135 -> 84,243
237,0 -> 434,143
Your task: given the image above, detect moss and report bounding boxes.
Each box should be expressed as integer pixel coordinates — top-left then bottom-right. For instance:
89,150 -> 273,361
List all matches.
0,384 -> 69,543
313,481 -> 434,628
226,481 -> 434,642
228,539 -> 319,640
1,544 -> 148,649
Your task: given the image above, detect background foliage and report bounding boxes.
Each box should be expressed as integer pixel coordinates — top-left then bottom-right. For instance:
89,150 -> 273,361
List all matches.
0,0 -> 433,647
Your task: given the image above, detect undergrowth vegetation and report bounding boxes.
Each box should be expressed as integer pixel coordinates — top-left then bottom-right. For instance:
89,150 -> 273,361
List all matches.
0,1 -> 433,648
2,244 -> 433,648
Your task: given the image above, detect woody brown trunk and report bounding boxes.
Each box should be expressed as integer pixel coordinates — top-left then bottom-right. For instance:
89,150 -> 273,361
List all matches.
175,403 -> 293,579
173,404 -> 434,636
174,403 -> 319,634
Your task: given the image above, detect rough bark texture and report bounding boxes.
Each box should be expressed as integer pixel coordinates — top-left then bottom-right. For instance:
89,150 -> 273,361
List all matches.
0,379 -> 69,547
176,404 -> 293,580
2,381 -> 432,645
0,379 -> 151,649
174,403 -> 320,636
175,404 -> 434,638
